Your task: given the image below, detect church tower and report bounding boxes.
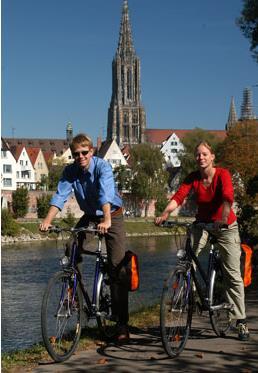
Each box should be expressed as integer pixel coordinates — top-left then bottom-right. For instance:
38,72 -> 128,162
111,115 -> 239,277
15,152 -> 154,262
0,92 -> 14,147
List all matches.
240,87 -> 256,120
107,0 -> 146,146
66,122 -> 73,143
225,97 -> 238,131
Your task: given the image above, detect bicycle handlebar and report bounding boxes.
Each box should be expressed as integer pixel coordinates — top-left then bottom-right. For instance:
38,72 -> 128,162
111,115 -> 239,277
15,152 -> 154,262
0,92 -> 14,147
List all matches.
48,225 -> 102,235
161,221 -> 228,230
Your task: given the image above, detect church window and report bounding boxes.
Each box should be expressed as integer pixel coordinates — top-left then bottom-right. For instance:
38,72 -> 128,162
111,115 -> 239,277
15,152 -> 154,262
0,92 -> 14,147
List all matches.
132,125 -> 138,140
123,125 -> 129,140
127,69 -> 132,100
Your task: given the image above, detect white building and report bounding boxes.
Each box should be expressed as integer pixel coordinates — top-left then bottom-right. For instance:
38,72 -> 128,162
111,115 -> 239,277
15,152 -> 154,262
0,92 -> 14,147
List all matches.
1,138 -> 17,191
97,139 -> 128,169
160,132 -> 184,167
12,145 -> 36,190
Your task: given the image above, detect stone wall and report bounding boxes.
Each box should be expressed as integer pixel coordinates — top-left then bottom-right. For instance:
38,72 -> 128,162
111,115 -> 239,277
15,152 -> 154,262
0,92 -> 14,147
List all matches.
1,190 -> 84,219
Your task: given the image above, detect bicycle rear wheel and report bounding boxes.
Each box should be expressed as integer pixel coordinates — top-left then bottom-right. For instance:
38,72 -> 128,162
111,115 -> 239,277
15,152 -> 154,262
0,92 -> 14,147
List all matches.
96,272 -> 117,339
209,267 -> 232,337
160,268 -> 193,358
41,271 -> 83,362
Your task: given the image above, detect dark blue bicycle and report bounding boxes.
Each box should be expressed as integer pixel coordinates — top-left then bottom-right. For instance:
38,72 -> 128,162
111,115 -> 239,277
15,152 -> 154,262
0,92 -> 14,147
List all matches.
41,224 -> 116,362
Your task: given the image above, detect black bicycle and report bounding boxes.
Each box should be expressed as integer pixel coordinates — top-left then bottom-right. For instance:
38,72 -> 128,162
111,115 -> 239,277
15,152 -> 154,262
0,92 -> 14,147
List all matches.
160,221 -> 234,358
41,224 -> 116,362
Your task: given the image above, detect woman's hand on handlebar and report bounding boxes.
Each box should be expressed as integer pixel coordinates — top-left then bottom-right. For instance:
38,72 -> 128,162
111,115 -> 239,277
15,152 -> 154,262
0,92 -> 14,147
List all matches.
154,212 -> 169,226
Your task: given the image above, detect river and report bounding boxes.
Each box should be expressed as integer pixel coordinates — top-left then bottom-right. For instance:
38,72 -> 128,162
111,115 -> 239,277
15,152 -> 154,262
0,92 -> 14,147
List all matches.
2,235 -> 180,353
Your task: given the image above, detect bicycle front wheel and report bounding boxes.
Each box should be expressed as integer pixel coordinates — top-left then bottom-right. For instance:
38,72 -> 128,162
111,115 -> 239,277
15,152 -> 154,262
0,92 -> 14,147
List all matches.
96,272 -> 117,339
41,271 -> 83,362
209,267 -> 232,337
160,268 -> 193,358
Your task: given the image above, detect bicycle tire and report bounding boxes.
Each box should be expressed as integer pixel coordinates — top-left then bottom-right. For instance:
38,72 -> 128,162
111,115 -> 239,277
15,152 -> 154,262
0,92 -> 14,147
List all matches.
160,268 -> 193,358
209,266 -> 232,337
41,271 -> 83,362
96,272 -> 117,339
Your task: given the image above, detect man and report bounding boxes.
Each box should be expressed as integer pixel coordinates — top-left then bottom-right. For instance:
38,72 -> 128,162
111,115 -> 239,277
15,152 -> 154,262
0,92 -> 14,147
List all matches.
40,133 -> 129,342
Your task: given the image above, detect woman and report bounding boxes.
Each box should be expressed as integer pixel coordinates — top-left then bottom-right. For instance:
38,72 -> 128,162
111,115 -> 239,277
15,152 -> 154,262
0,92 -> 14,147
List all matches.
155,141 -> 249,341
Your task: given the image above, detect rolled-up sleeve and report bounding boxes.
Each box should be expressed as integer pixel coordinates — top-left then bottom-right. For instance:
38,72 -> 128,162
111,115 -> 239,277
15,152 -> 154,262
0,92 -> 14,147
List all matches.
98,162 -> 115,207
50,168 -> 73,210
171,173 -> 194,206
220,169 -> 234,204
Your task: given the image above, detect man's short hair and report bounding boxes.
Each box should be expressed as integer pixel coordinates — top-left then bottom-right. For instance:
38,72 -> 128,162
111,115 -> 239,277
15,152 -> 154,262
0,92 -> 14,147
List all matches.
70,133 -> 93,152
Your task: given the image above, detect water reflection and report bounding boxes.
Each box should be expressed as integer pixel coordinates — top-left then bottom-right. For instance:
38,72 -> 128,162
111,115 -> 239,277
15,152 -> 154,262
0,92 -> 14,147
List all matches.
2,235 -> 178,353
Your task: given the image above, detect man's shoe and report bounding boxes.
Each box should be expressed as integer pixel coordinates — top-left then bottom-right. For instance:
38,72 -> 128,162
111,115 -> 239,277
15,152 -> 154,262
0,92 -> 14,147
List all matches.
116,325 -> 130,343
238,323 -> 250,341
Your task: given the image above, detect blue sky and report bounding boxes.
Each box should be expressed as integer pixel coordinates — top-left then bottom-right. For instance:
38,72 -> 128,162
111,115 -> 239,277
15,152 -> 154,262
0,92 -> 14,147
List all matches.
2,0 -> 258,145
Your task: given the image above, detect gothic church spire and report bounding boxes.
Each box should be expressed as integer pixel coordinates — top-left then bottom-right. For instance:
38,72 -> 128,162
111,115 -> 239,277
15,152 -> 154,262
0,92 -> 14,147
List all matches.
107,0 -> 146,146
117,0 -> 135,59
226,97 -> 238,131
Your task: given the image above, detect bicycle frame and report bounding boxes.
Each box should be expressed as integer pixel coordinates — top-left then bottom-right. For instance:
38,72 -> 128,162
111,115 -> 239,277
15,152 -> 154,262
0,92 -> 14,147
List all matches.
186,236 -> 219,309
61,230 -> 106,320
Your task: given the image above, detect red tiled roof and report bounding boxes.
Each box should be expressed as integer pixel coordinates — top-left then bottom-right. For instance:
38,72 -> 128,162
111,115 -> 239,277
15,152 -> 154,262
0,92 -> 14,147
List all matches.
10,145 -> 24,161
26,147 -> 41,166
42,151 -> 54,164
145,129 -> 226,145
5,138 -> 70,156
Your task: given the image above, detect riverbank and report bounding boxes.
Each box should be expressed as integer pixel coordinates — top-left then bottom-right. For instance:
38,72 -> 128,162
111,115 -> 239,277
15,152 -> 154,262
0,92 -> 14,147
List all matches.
1,218 -> 190,244
2,304 -> 160,373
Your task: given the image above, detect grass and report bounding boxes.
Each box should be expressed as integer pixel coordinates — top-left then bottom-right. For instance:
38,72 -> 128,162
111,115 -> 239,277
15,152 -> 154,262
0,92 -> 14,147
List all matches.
13,218 -> 188,237
1,304 -> 160,373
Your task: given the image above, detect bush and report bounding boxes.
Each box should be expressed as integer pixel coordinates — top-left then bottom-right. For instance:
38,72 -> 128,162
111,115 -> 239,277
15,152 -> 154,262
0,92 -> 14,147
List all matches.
12,187 -> 29,218
37,194 -> 52,218
1,209 -> 21,236
62,207 -> 76,228
155,195 -> 169,216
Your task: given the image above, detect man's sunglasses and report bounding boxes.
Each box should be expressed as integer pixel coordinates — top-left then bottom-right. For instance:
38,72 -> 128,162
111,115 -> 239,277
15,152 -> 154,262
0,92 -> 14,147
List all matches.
73,150 -> 90,158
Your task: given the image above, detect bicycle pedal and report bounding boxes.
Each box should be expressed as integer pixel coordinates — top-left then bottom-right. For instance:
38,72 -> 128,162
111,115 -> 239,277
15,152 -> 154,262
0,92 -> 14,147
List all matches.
210,302 -> 234,311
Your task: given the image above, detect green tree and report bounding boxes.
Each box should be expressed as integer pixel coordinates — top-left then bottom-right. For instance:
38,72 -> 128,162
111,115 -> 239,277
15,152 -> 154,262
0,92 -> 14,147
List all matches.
217,120 -> 258,190
114,165 -> 132,192
37,194 -> 52,218
130,143 -> 169,217
12,187 -> 29,218
1,209 -> 21,236
48,163 -> 64,190
237,0 -> 258,63
217,120 -> 258,243
178,127 -> 221,181
155,195 -> 169,216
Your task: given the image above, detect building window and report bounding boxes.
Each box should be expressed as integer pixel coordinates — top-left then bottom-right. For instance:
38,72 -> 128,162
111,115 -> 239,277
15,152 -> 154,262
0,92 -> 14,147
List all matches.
3,178 -> 12,187
20,160 -> 23,165
3,164 -> 12,173
17,171 -> 19,178
132,125 -> 138,139
171,141 -> 178,146
171,149 -> 178,153
1,150 -> 7,158
123,125 -> 129,140
133,112 -> 138,124
123,112 -> 129,123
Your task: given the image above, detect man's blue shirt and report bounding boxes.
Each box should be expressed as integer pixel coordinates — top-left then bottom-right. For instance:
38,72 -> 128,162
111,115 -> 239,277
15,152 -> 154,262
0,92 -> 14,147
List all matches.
50,157 -> 122,216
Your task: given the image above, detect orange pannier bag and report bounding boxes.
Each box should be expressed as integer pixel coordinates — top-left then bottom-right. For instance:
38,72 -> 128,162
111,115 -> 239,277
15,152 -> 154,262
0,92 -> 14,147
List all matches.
122,250 -> 140,291
241,243 -> 253,287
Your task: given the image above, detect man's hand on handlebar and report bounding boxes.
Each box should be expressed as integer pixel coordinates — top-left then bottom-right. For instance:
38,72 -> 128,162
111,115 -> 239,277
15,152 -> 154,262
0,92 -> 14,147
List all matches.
39,221 -> 52,232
